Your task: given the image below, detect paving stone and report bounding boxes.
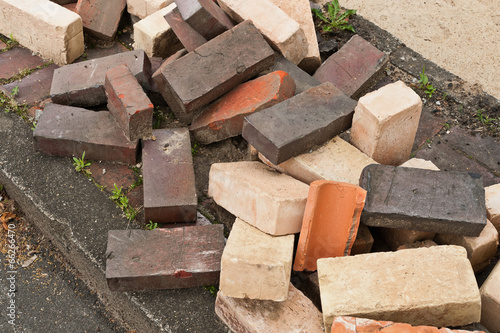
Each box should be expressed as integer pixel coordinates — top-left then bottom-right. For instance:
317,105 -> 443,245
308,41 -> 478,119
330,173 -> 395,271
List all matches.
175,0 -> 234,40
400,158 -> 440,170
435,220 -> 499,272
360,164 -> 487,236
88,161 -> 137,194
243,82 -> 356,165
1,63 -> 59,105
0,47 -> 45,80
215,283 -> 323,333
105,225 -> 224,291
50,50 -> 152,107
480,260 -> 500,332
0,0 -> 84,65
259,136 -> 376,185
350,81 -> 422,166
75,0 -> 126,40
164,7 -> 207,52
157,21 -> 274,124
127,0 -> 174,19
377,227 -> 436,251
190,70 -> 295,145
350,224 -> 374,255
218,0 -> 308,65
485,183 -> 500,232
132,3 -> 183,58
219,218 -> 294,301
142,128 -> 197,223
104,64 -> 154,141
33,103 -> 138,164
412,107 -> 447,151
208,161 -> 309,235
294,180 -> 366,272
313,35 -> 388,99
318,246 -> 481,332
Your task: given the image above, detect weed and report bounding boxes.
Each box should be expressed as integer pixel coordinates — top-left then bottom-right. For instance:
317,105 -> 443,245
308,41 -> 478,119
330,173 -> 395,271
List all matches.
204,285 -> 218,297
145,220 -> 158,230
0,86 -> 27,115
312,0 -> 357,33
0,184 -> 3,192
129,165 -> 143,190
418,66 -> 436,98
443,122 -> 451,130
110,183 -> 138,221
191,142 -> 200,156
72,151 -> 92,176
153,107 -> 166,129
475,109 -> 500,129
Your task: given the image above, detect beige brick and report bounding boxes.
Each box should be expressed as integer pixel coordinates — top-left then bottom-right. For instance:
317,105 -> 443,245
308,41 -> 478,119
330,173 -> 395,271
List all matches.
318,246 -> 481,332
400,158 -> 440,170
435,220 -> 499,272
217,0 -> 308,65
132,3 -> 183,58
127,0 -> 174,19
208,161 -> 309,235
377,227 -> 436,251
0,0 -> 84,65
480,261 -> 500,333
215,284 -> 323,332
485,183 -> 500,232
259,136 -> 377,185
220,218 -> 294,301
350,81 -> 422,166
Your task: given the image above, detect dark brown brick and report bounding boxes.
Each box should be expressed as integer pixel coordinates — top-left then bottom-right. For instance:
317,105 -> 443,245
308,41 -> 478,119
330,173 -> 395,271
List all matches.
74,41 -> 129,63
0,47 -> 45,80
157,21 -> 274,124
33,103 -> 138,164
105,225 -> 224,291
360,164 -> 487,236
50,50 -> 152,107
75,0 -> 126,40
142,128 -> 197,223
242,82 -> 356,165
164,8 -> 207,52
151,49 -> 188,94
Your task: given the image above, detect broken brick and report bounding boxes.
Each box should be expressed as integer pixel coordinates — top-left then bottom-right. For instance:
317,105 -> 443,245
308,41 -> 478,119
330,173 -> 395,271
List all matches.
127,0 -> 174,19
151,48 -> 188,94
164,8 -> 207,52
480,260 -> 500,332
376,227 -> 436,251
76,0 -> 126,40
485,183 -> 500,232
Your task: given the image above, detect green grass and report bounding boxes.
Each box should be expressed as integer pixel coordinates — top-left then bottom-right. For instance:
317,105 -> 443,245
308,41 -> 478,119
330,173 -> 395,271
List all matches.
312,0 -> 357,33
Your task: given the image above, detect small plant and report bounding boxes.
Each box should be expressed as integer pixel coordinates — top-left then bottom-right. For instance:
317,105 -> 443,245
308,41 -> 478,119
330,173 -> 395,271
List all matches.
312,0 -> 357,33
72,151 -> 92,176
0,86 -> 26,114
6,33 -> 18,45
110,183 -> 138,221
204,285 -> 218,297
145,220 -> 158,230
191,142 -> 200,156
418,66 -> 436,98
475,109 -> 500,129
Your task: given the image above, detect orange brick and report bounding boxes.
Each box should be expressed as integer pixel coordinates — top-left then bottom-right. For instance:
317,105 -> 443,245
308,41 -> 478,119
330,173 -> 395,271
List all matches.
190,70 -> 295,144
76,0 -> 126,40
294,180 -> 366,272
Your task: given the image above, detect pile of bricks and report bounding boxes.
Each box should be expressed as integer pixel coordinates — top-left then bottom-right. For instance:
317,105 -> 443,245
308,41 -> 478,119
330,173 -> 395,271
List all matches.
2,0 -> 499,332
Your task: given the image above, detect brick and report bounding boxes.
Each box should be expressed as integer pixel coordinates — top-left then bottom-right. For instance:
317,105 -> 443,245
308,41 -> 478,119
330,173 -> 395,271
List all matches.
208,161 -> 309,235
396,239 -> 438,250
243,82 -> 356,165
74,41 -> 129,63
132,3 -> 183,58
400,158 -> 440,170
157,21 -> 274,124
218,0 -> 307,65
0,0 -> 83,65
0,40 -> 6,50
259,136 -> 376,185
151,48 -> 187,93
75,0 -> 126,40
105,225 -> 224,291
350,224 -> 374,255
175,0 -> 234,40
50,50 -> 152,107
350,81 -> 422,166
485,183 -> 500,232
104,65 -> 154,141
62,2 -> 77,11
33,103 -> 138,164
377,227 -> 436,251
360,164 -> 487,236
164,7 -> 207,52
435,220 -> 499,272
142,128 -> 197,223
0,47 -> 45,80
298,271 -> 321,310
330,316 -> 486,333
219,218 -> 294,301
313,35 -> 388,98
215,284 -> 323,333
294,180 -> 366,272
127,0 -> 174,19
190,70 -> 295,145
268,0 -> 320,74
480,261 -> 500,332
318,246 -> 481,332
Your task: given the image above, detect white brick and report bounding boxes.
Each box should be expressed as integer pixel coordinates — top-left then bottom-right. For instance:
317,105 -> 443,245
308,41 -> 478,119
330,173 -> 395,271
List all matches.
400,158 -> 440,170
485,183 -> 500,232
127,0 -> 174,19
208,161 -> 309,235
220,218 -> 294,301
217,0 -> 308,65
318,246 -> 481,332
350,81 -> 422,166
0,0 -> 84,64
480,261 -> 500,333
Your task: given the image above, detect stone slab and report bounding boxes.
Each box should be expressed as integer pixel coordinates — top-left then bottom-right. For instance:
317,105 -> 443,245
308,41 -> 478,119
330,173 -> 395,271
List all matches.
75,0 -> 126,40
105,225 -> 224,291
0,47 -> 45,80
318,246 -> 481,332
142,128 -> 197,223
50,49 -> 152,107
360,164 -> 487,236
164,7 -> 207,52
485,183 -> 500,232
243,82 -> 356,165
127,0 -> 174,19
480,260 -> 500,333
33,103 -> 138,164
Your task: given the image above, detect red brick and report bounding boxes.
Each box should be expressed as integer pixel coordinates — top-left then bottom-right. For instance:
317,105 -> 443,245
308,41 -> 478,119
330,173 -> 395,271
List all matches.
151,48 -> 188,94
313,35 -> 389,98
190,70 -> 295,144
142,128 -> 197,223
88,161 -> 137,194
0,40 -> 6,50
157,21 -> 274,124
33,103 -> 138,164
0,47 -> 45,80
63,2 -> 77,11
105,225 -> 224,291
294,180 -> 366,272
165,8 -> 207,52
104,64 -> 154,141
75,0 -> 126,40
